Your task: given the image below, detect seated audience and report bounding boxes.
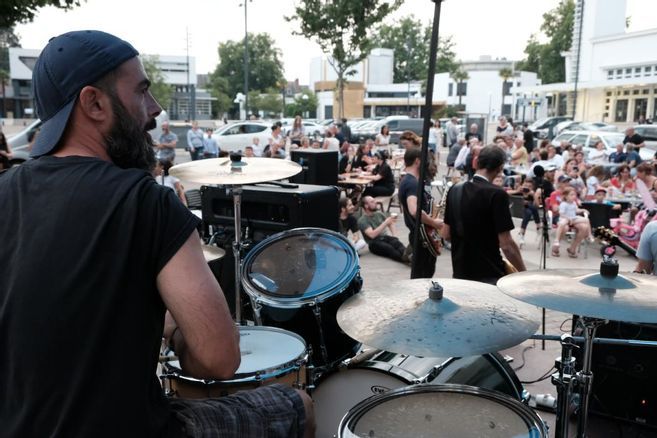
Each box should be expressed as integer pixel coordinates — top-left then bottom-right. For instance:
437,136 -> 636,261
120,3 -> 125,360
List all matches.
338,197 -> 367,253
358,196 -> 408,263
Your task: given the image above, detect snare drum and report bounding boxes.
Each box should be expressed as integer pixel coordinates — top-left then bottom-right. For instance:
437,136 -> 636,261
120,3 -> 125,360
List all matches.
313,352 -> 524,438
161,326 -> 307,398
338,384 -> 547,438
241,228 -> 362,367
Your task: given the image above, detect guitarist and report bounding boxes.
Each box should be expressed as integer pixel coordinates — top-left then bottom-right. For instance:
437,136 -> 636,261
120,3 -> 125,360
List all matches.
399,147 -> 443,278
442,145 -> 526,284
635,221 -> 657,274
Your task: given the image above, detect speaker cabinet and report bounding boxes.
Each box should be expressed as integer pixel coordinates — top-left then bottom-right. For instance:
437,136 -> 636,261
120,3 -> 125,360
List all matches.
290,149 -> 339,186
575,319 -> 657,428
201,183 -> 339,237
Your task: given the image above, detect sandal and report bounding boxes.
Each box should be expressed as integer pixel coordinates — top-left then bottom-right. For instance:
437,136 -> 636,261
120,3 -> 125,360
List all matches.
551,245 -> 560,257
567,247 -> 578,258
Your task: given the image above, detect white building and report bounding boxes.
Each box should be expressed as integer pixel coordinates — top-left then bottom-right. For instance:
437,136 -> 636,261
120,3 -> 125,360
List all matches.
310,48 -> 440,120
4,48 -> 212,120
432,56 -> 540,121
514,0 -> 657,125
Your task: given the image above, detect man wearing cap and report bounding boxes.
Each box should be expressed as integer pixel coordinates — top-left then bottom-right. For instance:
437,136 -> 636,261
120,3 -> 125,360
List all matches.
443,145 -> 526,284
0,30 -> 312,437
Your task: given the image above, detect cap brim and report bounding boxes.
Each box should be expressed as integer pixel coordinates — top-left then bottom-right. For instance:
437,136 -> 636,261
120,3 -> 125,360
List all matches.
30,99 -> 76,157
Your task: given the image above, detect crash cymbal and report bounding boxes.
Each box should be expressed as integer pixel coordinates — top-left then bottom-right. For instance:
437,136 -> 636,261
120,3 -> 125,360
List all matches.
201,244 -> 225,262
336,278 -> 540,357
497,269 -> 657,323
170,156 -> 302,185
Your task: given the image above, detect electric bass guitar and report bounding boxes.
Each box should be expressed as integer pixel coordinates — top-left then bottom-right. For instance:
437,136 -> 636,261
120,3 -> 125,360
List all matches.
593,226 -> 637,258
420,201 -> 443,257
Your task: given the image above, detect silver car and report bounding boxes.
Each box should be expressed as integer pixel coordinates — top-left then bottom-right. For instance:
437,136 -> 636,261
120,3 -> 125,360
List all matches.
211,121 -> 272,153
551,130 -> 654,161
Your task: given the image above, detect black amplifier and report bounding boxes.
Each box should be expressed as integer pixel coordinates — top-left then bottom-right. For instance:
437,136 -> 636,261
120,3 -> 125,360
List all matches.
290,149 -> 338,186
201,183 -> 339,236
574,319 -> 657,428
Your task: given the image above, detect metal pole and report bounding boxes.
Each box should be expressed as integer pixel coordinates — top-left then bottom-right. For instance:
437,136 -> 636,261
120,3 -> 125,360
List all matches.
243,0 -> 249,119
186,27 -> 191,121
572,0 -> 584,120
411,0 -> 442,279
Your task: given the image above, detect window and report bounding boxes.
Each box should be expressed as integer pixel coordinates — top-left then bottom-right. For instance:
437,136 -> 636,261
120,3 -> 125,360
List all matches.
245,124 -> 267,134
324,105 -> 333,119
502,81 -> 512,96
635,67 -> 642,77
634,98 -> 648,122
570,134 -> 589,147
645,66 -> 652,76
615,99 -> 628,122
457,82 -> 468,96
623,90 -> 630,96
607,70 -> 614,79
633,90 -> 640,95
448,83 -> 453,97
625,68 -> 632,78
606,92 -> 612,97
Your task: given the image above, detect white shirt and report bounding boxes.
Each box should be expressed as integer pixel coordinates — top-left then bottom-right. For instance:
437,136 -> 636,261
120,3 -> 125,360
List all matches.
454,145 -> 470,169
587,149 -> 608,165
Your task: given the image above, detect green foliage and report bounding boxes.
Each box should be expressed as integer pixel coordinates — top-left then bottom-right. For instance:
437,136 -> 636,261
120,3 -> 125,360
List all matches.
373,15 -> 457,83
517,0 -> 574,84
435,105 -> 461,119
257,90 -> 283,117
1,0 -> 82,27
207,75 -> 233,117
288,0 -> 402,118
141,55 -> 172,111
209,33 -> 285,105
0,27 -> 20,73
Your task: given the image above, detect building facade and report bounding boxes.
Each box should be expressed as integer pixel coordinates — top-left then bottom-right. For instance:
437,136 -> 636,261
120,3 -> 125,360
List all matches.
5,49 -> 213,120
432,56 -> 540,122
514,0 -> 657,125
310,48 -> 443,120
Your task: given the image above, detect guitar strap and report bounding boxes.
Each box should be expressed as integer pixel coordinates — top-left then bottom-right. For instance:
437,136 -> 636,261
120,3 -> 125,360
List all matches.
450,180 -> 506,278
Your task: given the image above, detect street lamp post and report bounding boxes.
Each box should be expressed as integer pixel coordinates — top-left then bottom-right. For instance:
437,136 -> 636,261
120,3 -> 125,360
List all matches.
240,0 -> 252,119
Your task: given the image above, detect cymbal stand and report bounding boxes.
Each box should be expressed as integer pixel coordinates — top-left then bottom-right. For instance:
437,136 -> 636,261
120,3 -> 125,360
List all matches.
552,334 -> 578,438
575,317 -> 606,438
229,185 -> 245,324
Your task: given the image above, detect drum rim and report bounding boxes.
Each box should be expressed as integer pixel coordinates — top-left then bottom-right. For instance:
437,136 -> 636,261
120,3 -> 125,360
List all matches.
241,227 -> 360,307
163,326 -> 308,385
338,383 -> 548,438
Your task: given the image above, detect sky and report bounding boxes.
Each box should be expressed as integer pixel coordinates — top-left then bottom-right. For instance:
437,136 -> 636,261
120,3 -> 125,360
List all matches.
14,0 -> 656,87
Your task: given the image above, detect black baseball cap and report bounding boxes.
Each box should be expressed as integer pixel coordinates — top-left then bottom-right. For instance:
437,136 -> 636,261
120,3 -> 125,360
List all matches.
30,30 -> 139,157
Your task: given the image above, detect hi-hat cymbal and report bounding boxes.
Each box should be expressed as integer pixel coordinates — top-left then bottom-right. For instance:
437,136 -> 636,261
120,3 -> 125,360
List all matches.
170,157 -> 302,185
497,269 -> 657,323
336,278 -> 540,357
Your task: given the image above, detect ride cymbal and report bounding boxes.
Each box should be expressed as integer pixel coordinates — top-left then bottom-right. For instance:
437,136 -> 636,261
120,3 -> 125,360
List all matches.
337,278 -> 540,357
170,156 -> 302,185
497,269 -> 657,323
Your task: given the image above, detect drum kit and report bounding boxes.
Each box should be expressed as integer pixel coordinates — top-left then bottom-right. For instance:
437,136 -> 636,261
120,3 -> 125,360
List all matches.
167,156 -> 657,438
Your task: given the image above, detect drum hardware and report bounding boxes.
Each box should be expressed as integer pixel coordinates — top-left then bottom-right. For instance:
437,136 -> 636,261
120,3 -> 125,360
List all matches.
497,256 -> 657,438
311,301 -> 329,365
170,154 -> 302,324
336,278 -> 540,357
338,349 -> 381,369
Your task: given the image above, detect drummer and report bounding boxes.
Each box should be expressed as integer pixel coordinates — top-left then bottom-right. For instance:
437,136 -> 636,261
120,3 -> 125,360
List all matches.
0,30 -> 313,437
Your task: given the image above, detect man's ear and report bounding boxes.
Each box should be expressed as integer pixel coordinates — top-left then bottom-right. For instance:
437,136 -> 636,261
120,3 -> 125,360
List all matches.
78,85 -> 111,122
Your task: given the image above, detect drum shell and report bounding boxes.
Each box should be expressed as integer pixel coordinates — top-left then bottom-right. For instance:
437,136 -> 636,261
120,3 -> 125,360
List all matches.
162,326 -> 307,399
312,352 -> 524,438
242,228 -> 363,367
337,384 -> 547,438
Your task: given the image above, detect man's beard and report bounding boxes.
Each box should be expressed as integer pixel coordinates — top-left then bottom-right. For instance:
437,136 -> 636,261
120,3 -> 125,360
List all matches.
105,96 -> 156,172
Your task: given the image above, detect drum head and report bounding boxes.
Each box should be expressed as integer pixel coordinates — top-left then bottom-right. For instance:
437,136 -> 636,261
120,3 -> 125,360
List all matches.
166,326 -> 306,382
339,384 -> 546,438
242,228 -> 359,306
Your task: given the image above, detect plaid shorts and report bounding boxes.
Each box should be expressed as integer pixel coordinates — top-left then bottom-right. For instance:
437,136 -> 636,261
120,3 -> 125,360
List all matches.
167,384 -> 306,438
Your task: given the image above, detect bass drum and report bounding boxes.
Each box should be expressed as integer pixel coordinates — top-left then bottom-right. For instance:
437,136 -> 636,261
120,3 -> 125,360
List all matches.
242,228 -> 362,368
312,351 -> 524,438
338,384 -> 547,438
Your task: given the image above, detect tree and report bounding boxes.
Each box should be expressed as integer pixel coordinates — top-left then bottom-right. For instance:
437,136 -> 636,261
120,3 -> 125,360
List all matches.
288,0 -> 402,119
450,65 -> 469,108
498,67 -> 513,116
0,69 -> 9,118
257,90 -> 283,118
141,55 -> 172,112
209,33 -> 285,108
373,15 -> 457,83
1,0 -> 82,28
516,0 -> 574,84
207,75 -> 233,119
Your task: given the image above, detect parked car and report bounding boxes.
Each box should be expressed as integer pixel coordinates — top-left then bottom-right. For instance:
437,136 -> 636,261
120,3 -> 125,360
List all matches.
281,121 -> 324,138
6,119 -> 42,164
211,121 -> 272,153
529,116 -> 573,139
387,118 -> 424,144
554,121 -> 617,135
633,124 -> 657,150
550,130 -> 655,161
